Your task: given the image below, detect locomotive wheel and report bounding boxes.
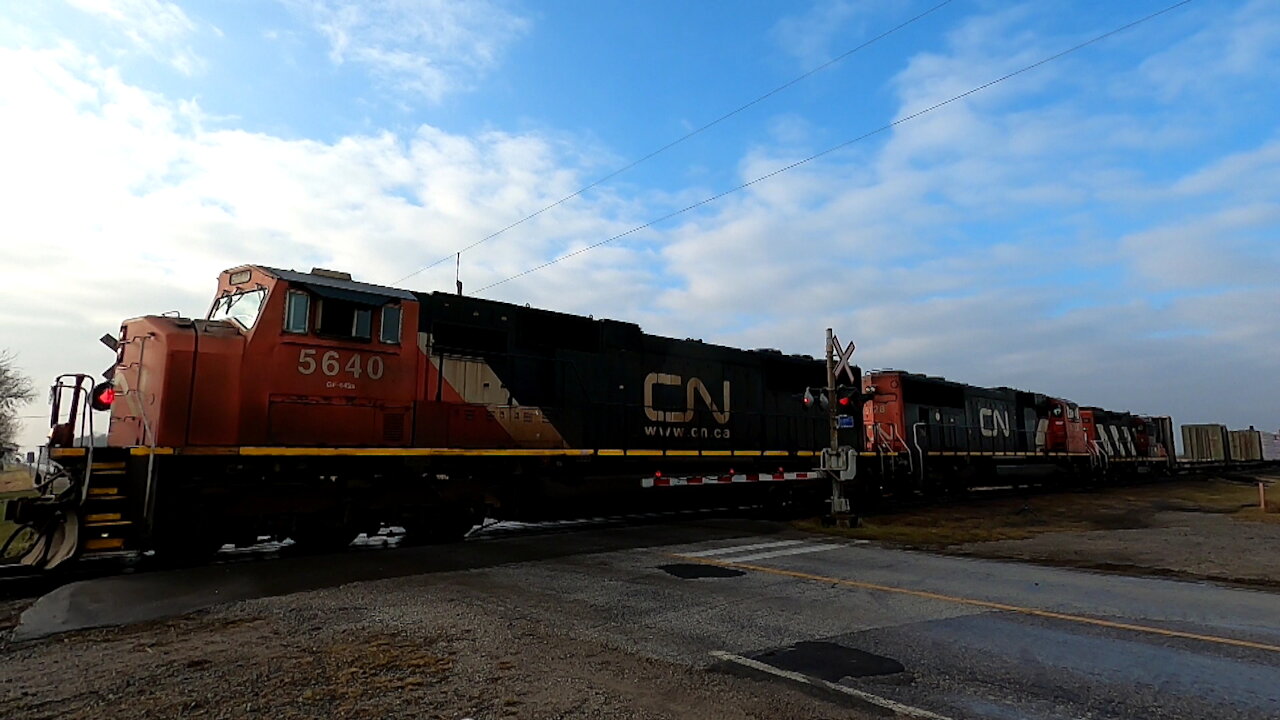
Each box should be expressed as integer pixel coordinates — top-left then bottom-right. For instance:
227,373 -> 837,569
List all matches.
401,506 -> 478,545
149,510 -> 224,566
290,524 -> 359,553
151,532 -> 224,566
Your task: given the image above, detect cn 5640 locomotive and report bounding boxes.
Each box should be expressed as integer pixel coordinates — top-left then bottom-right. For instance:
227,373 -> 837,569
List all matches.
11,265 -> 1182,568
14,265 -> 860,566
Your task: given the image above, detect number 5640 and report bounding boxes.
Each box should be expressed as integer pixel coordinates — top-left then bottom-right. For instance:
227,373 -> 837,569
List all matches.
297,349 -> 385,380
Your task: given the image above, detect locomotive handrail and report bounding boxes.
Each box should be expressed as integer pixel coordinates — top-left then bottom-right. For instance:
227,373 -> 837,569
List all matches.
911,422 -> 926,489
888,424 -> 912,477
122,333 -> 160,535
1090,440 -> 1108,472
46,374 -> 97,503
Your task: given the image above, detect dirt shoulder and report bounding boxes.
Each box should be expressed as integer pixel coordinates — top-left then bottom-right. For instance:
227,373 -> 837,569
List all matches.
1,576 -> 874,720
802,471 -> 1280,589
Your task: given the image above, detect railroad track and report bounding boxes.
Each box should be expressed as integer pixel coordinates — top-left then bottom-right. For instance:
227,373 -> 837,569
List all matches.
0,505 -> 766,601
0,469 -> 1251,603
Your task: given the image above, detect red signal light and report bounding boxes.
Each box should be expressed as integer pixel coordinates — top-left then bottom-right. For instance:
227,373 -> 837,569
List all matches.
838,397 -> 851,407
90,381 -> 115,411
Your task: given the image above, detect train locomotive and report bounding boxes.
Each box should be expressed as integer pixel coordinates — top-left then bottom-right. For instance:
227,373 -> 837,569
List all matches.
12,265 -> 859,566
10,265 -> 1179,568
862,372 -> 1176,492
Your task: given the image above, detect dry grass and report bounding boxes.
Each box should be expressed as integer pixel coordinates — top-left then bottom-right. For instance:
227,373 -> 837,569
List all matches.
292,635 -> 457,717
0,466 -> 34,497
799,476 -> 1280,547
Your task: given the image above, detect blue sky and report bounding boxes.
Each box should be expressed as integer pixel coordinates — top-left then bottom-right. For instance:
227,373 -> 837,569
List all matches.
1,0 -> 1278,449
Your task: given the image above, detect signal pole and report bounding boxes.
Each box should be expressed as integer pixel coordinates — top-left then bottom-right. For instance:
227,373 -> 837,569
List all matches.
824,328 -> 851,519
825,328 -> 838,454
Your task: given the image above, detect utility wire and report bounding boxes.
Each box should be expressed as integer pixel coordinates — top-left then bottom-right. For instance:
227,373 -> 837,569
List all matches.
474,0 -> 1193,295
392,0 -> 958,285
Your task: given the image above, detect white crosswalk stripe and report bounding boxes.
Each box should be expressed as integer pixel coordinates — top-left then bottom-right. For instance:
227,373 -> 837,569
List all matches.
676,539 -> 844,563
720,544 -> 841,562
679,540 -> 806,558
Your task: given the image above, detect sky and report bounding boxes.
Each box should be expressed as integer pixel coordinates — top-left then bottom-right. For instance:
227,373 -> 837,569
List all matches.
0,0 -> 1277,451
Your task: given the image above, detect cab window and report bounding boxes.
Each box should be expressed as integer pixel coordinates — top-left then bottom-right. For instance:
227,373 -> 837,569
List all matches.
284,291 -> 310,333
316,298 -> 372,341
353,308 -> 372,339
381,305 -> 402,344
209,288 -> 267,329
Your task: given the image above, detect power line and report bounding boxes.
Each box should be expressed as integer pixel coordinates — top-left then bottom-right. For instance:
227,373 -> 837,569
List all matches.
474,0 -> 1194,295
392,0 -> 958,285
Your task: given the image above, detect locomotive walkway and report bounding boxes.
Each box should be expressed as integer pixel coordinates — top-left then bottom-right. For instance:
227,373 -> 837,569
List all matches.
10,519 -> 1280,719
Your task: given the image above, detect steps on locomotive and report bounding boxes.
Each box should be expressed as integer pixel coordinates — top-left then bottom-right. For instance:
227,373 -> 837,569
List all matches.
78,449 -> 141,557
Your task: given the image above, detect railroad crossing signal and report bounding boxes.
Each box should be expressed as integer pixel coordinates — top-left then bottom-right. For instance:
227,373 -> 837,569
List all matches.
834,385 -> 859,415
90,381 -> 115,411
831,334 -> 856,385
802,386 -> 828,411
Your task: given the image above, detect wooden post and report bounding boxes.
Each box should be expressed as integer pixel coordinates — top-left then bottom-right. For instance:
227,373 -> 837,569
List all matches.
1260,482 -> 1267,511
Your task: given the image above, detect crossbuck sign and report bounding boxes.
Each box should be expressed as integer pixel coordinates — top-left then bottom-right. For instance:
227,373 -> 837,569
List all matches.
831,334 -> 856,384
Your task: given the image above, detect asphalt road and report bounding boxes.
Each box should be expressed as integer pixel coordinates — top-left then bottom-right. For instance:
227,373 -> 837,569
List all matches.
13,519 -> 1280,719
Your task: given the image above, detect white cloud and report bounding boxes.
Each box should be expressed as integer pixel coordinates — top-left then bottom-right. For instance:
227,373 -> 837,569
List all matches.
1121,202 -> 1280,291
288,0 -> 530,101
1137,0 -> 1280,102
772,0 -> 874,67
63,0 -> 203,74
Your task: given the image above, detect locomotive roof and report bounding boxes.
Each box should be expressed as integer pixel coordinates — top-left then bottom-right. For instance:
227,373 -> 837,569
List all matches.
248,267 -> 819,360
413,289 -> 819,360
868,369 -> 1059,401
257,266 -> 417,302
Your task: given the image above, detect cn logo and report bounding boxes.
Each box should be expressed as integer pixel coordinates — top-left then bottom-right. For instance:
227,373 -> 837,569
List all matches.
979,407 -> 1011,438
643,373 -> 731,424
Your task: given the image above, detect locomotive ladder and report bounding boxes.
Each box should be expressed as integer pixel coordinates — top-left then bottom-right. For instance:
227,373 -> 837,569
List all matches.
75,447 -> 142,558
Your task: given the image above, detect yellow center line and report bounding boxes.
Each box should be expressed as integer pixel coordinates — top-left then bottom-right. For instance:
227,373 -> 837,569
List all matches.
669,553 -> 1280,655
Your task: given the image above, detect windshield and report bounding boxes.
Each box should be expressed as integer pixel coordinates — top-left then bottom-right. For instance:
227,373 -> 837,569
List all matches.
209,288 -> 267,329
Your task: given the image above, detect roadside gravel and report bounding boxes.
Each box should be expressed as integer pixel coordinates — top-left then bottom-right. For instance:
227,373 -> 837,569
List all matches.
1,572 -> 875,720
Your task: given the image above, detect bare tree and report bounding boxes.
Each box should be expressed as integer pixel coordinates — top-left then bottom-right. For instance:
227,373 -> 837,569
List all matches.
0,350 -> 37,448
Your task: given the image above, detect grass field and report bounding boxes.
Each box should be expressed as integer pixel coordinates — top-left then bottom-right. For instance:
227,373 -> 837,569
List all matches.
798,474 -> 1280,547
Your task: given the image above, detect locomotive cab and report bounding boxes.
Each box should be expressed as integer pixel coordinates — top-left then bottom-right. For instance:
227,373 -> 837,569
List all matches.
106,266 -> 420,449
1040,398 -> 1087,453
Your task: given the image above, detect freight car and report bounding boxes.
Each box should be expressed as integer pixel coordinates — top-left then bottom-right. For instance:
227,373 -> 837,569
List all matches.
1182,424 -> 1229,463
1263,430 -> 1280,462
1179,424 -> 1271,465
1228,429 -> 1264,463
10,265 -> 861,567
